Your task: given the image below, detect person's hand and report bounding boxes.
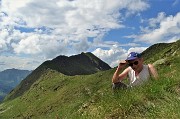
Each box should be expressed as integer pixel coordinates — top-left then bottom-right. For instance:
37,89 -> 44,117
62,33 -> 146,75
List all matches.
118,60 -> 127,69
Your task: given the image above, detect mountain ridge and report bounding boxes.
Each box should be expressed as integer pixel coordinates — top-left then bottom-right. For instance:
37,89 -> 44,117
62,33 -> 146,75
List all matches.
43,52 -> 111,75
0,40 -> 180,119
5,52 -> 111,100
141,40 -> 180,63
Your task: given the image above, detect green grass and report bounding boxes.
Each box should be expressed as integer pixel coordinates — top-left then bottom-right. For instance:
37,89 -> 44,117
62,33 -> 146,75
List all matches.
0,60 -> 180,119
0,40 -> 179,119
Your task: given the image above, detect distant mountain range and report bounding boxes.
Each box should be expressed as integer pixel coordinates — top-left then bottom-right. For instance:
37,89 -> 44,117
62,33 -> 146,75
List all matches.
0,69 -> 31,101
6,52 -> 111,100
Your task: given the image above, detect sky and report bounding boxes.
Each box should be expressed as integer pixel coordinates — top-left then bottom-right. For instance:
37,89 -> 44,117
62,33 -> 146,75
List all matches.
0,0 -> 180,71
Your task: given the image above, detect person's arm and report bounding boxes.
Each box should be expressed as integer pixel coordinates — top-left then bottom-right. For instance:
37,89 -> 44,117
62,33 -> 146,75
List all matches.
112,61 -> 130,83
148,64 -> 158,79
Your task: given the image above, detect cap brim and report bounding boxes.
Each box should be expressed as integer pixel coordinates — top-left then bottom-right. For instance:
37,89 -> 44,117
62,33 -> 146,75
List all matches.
125,57 -> 138,61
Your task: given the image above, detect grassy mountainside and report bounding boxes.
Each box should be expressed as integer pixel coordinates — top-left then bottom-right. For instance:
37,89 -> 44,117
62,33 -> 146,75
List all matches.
142,40 -> 180,63
0,69 -> 31,101
5,52 -> 111,101
0,40 -> 179,119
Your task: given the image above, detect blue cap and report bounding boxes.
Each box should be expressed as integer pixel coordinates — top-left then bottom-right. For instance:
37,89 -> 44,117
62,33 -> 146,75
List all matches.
126,52 -> 141,61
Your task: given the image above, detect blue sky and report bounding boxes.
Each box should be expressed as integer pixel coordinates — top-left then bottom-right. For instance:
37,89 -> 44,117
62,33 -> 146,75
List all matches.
0,0 -> 180,71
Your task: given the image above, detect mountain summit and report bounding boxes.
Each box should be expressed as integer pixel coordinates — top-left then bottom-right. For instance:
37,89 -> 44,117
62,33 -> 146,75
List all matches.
5,52 -> 111,100
43,52 -> 111,76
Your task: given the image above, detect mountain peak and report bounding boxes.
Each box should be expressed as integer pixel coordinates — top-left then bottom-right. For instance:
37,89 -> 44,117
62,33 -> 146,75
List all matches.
6,52 -> 111,100
43,52 -> 111,76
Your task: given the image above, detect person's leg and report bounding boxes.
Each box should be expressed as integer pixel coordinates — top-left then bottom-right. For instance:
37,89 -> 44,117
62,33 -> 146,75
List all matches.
112,82 -> 127,90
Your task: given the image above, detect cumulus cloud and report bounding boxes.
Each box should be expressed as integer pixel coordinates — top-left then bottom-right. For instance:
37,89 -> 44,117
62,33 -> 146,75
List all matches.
0,39 -> 7,52
135,12 -> 180,44
148,12 -> 166,28
12,34 -> 70,58
123,0 -> 150,16
93,45 -> 127,67
0,0 -> 150,70
93,45 -> 147,68
127,47 -> 147,54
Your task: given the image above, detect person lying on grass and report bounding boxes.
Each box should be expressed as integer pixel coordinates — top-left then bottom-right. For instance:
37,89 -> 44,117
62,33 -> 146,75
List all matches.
112,52 -> 158,89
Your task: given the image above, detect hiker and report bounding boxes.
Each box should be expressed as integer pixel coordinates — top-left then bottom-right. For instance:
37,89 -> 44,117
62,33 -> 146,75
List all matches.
112,52 -> 158,89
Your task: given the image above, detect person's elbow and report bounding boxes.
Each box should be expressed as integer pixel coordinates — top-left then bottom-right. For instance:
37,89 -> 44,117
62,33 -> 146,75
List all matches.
112,77 -> 119,83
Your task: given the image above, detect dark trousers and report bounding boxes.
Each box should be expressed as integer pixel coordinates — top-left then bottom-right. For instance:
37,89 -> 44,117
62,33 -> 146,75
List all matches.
112,82 -> 127,90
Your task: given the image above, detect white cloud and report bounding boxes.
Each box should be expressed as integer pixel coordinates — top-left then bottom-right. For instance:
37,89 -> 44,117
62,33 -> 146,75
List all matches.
12,34 -> 69,58
0,55 -> 43,71
148,12 -> 166,28
0,0 -> 150,70
93,45 -> 127,67
124,0 -> 150,16
0,39 -> 7,52
127,47 -> 147,54
93,45 -> 148,68
72,38 -> 91,53
134,12 -> 180,44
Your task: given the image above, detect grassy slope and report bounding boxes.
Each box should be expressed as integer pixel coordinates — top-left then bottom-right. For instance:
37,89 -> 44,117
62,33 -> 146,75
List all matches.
0,41 -> 180,119
5,52 -> 111,101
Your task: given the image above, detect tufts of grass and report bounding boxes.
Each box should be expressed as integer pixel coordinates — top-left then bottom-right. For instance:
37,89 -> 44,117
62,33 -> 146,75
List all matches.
0,40 -> 180,119
0,65 -> 180,119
